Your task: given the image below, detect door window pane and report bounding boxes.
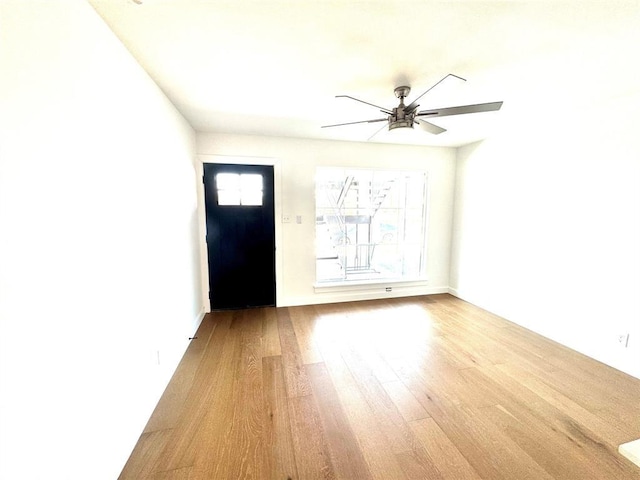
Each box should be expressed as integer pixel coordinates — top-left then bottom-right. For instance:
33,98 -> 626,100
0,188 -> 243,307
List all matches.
216,173 -> 240,190
217,189 -> 241,206
241,190 -> 263,206
240,174 -> 263,191
216,173 -> 263,206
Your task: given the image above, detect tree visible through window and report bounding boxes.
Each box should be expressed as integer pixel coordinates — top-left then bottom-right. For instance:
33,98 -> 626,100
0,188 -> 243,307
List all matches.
316,167 -> 427,283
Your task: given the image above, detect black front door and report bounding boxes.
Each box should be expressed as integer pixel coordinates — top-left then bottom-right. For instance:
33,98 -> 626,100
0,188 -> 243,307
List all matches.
203,163 -> 276,309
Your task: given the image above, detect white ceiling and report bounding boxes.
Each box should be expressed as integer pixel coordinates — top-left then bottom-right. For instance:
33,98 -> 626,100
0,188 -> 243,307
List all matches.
88,0 -> 640,147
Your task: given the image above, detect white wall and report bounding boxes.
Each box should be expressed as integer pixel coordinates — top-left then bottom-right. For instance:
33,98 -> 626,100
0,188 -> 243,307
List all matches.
197,133 -> 456,307
450,90 -> 640,379
0,1 -> 203,478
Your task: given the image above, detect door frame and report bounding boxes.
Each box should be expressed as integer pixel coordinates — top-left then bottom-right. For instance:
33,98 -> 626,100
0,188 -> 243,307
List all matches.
196,154 -> 282,312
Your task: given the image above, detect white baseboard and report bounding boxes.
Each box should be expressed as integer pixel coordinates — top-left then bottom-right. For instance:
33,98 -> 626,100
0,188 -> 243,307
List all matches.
448,286 -> 461,298
192,307 -> 206,335
446,287 -> 640,381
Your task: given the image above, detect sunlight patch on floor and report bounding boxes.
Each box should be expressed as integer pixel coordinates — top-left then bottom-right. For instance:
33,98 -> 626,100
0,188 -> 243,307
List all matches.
619,439 -> 640,467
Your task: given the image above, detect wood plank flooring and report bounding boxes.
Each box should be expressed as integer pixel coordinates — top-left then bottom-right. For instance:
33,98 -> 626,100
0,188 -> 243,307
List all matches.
119,294 -> 640,479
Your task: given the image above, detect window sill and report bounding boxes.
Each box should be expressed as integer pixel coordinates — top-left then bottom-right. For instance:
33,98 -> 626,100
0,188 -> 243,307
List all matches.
313,277 -> 429,293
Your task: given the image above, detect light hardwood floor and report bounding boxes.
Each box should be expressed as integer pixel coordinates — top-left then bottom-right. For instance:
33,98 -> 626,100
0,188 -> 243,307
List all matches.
119,294 -> 640,479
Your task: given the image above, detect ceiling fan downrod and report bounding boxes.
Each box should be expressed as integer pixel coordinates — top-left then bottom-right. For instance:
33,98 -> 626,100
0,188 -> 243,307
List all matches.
389,86 -> 415,130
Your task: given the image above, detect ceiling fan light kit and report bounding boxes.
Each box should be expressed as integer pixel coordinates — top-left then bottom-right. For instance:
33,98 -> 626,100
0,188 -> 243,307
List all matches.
322,74 -> 503,139
388,119 -> 414,130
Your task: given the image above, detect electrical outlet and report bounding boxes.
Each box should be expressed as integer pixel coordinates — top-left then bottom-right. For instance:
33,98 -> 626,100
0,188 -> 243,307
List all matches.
618,333 -> 629,348
385,287 -> 392,292
282,215 -> 291,223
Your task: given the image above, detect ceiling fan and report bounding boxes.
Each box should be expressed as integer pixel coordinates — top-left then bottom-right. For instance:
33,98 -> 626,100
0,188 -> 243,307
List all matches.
322,74 -> 503,138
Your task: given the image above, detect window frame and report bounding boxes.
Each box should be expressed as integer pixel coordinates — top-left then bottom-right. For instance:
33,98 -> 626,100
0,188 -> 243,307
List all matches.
314,166 -> 429,287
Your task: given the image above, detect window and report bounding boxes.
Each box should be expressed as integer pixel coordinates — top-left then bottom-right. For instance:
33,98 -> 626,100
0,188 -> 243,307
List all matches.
316,167 -> 428,283
215,173 -> 263,206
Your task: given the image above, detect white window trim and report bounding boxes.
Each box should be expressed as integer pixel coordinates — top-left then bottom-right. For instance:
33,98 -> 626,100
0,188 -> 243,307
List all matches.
315,166 -> 429,284
313,277 -> 429,293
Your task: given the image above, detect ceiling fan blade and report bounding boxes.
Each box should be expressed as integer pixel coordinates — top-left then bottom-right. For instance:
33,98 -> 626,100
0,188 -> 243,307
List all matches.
336,95 -> 393,114
404,73 -> 466,113
367,123 -> 388,141
415,120 -> 446,135
416,101 -> 503,118
321,118 -> 388,128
